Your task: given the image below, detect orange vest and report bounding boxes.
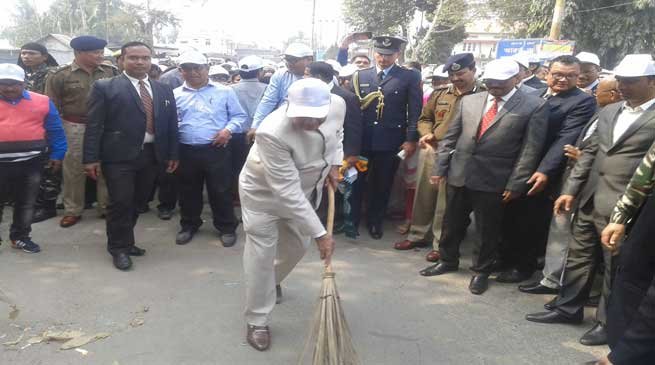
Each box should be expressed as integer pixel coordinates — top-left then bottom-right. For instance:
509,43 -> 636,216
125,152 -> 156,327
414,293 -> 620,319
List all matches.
0,92 -> 49,151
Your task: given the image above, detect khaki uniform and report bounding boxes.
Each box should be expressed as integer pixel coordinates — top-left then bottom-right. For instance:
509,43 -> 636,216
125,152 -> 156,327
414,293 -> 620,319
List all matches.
408,83 -> 483,249
45,62 -> 118,216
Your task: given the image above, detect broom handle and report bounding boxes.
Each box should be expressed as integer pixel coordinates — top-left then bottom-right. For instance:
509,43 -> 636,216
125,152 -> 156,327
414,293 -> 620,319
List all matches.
326,184 -> 335,273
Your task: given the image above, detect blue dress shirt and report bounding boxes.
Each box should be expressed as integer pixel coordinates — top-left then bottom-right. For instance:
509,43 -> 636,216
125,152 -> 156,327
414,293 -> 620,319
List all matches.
251,69 -> 303,129
174,82 -> 247,145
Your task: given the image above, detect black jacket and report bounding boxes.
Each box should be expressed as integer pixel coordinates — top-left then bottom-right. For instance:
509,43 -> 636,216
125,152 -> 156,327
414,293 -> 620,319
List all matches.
524,76 -> 547,90
331,84 -> 362,157
84,74 -> 179,164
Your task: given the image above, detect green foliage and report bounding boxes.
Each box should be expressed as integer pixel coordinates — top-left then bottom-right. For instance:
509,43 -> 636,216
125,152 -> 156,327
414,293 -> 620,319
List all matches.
341,0 -> 416,37
411,0 -> 468,64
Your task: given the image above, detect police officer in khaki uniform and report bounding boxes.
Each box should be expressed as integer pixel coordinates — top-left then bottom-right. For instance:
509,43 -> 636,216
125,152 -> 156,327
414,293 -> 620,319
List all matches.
45,36 -> 118,228
392,54 -> 483,269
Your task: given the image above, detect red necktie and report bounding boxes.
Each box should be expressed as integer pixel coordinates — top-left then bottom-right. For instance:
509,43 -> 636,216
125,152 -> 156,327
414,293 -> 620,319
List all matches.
478,98 -> 499,140
139,80 -> 155,134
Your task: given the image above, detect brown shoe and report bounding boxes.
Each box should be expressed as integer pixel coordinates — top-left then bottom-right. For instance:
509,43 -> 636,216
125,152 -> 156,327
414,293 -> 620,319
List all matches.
246,324 -> 270,351
60,215 -> 82,228
425,250 -> 440,262
393,239 -> 428,250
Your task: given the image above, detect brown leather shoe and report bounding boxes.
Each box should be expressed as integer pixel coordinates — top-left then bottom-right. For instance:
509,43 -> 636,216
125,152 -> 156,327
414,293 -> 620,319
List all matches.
393,240 -> 429,250
246,324 -> 270,351
425,250 -> 440,262
60,215 -> 82,228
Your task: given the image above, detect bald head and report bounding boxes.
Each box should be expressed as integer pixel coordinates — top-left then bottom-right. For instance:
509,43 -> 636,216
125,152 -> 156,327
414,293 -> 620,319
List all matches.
595,78 -> 622,107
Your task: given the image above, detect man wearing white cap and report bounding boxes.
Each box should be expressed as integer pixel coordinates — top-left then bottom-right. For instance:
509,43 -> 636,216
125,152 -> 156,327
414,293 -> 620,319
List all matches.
427,58 -> 548,295
208,65 -> 230,84
239,78 -> 344,351
173,50 -> 247,247
576,51 -> 602,96
0,63 -> 66,253
526,54 -> 655,347
250,42 -> 314,132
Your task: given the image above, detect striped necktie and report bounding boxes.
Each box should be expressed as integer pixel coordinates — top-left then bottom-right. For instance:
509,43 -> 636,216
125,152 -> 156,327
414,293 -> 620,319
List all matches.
478,98 -> 499,140
139,80 -> 154,134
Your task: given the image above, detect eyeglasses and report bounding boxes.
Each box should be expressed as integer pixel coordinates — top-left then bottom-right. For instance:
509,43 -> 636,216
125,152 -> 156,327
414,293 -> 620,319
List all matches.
550,73 -> 578,80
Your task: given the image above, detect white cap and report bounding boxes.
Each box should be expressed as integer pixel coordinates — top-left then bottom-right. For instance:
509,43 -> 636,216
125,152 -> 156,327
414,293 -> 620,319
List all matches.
286,78 -> 331,118
339,64 -> 358,78
614,54 -> 655,77
483,58 -> 519,80
433,64 -> 448,78
324,59 -> 342,73
284,43 -> 313,58
177,50 -> 207,65
209,65 -> 229,76
238,55 -> 264,72
0,64 -> 25,82
576,52 -> 601,67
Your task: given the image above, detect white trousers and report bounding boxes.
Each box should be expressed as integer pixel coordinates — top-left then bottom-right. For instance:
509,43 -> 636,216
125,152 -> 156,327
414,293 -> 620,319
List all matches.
242,205 -> 312,326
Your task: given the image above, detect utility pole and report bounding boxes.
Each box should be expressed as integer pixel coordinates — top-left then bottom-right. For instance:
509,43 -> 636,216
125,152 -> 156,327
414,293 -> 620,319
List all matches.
549,0 -> 566,40
311,0 -> 317,54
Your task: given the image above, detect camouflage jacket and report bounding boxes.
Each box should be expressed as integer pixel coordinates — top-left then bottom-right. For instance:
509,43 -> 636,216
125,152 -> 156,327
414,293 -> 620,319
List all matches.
610,142 -> 655,224
25,63 -> 53,94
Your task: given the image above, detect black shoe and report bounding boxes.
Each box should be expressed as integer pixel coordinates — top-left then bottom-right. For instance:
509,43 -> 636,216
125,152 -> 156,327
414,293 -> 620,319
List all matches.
544,297 -> 557,311
157,208 -> 174,220
176,229 -> 197,245
276,285 -> 282,304
128,245 -> 146,256
525,310 -> 583,324
579,322 -> 607,346
112,253 -> 132,271
519,281 -> 559,295
368,224 -> 383,240
32,208 -> 57,223
220,232 -> 237,247
496,269 -> 533,283
419,263 -> 458,276
469,274 -> 489,295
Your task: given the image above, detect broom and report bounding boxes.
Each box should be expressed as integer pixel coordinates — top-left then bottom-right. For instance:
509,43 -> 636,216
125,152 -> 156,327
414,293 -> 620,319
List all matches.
297,184 -> 360,365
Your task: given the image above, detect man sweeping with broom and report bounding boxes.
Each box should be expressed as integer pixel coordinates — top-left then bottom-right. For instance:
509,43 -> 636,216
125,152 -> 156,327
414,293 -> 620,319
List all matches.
239,78 -> 345,351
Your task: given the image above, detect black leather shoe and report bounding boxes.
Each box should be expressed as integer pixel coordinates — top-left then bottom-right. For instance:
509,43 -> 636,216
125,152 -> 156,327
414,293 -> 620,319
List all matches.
157,208 -> 174,220
525,310 -> 583,324
368,224 -> 383,240
128,245 -> 146,256
176,229 -> 197,245
519,281 -> 559,295
469,275 -> 489,295
544,297 -> 557,311
112,253 -> 132,271
419,263 -> 458,277
32,208 -> 57,223
579,322 -> 607,346
496,269 -> 532,283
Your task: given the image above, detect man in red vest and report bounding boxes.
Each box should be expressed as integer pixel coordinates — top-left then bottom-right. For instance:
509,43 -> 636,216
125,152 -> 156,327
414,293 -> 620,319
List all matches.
0,63 -> 67,253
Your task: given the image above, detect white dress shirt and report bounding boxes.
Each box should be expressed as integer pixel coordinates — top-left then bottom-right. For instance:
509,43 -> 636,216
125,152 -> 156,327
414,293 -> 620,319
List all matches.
484,87 -> 518,114
123,71 -> 155,143
613,97 -> 655,143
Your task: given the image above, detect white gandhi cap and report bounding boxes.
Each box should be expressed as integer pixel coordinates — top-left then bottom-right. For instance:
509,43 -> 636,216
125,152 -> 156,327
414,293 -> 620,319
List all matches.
177,50 -> 208,65
433,64 -> 448,78
238,55 -> 264,72
324,59 -> 342,73
483,58 -> 519,81
209,65 -> 229,76
576,52 -> 601,67
613,54 -> 655,77
284,43 -> 313,58
286,78 -> 331,119
339,64 -> 358,78
0,64 -> 25,82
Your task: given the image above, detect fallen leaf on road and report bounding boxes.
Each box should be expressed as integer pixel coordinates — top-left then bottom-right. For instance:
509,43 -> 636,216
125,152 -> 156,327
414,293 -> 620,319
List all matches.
129,318 -> 144,327
3,334 -> 23,346
75,348 -> 89,355
60,332 -> 110,350
27,336 -> 45,345
20,343 -> 31,350
43,330 -> 84,341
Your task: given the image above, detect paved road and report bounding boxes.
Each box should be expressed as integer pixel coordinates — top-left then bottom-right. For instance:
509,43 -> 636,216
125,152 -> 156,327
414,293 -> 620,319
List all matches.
0,209 -> 608,365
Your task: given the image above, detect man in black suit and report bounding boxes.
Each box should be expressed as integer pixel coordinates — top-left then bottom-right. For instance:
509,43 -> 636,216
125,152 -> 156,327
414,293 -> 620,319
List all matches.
84,42 -> 179,270
500,55 -> 597,282
348,36 -> 422,239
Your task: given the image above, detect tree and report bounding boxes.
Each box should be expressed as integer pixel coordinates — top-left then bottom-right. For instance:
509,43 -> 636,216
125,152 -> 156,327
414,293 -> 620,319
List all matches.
487,0 -> 655,67
342,0 -> 416,38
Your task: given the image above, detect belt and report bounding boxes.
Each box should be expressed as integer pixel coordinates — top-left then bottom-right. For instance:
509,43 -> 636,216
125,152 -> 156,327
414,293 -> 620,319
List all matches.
64,115 -> 88,124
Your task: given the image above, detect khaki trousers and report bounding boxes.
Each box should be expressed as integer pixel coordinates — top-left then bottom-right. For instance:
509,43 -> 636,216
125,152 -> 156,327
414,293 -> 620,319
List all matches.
407,147 -> 446,250
62,121 -> 108,216
242,205 -> 312,326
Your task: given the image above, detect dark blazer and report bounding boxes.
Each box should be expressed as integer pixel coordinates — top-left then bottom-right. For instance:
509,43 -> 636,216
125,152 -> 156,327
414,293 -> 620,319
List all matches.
561,102 -> 655,218
435,89 -> 549,194
524,76 -> 547,89
536,87 -> 597,180
607,192 -> 655,365
84,74 -> 179,164
349,65 -> 422,151
331,84 -> 362,157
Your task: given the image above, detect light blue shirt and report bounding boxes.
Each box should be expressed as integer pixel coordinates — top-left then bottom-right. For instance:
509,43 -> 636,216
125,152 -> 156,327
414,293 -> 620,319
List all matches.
174,81 -> 247,145
375,64 -> 395,80
251,69 -> 303,129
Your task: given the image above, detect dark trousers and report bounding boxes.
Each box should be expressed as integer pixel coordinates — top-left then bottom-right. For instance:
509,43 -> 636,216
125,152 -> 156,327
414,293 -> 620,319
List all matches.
156,165 -> 178,211
178,143 -> 237,233
34,161 -> 62,211
554,201 -> 615,324
0,156 -> 44,240
102,144 -> 158,255
501,192 -> 553,274
351,150 -> 400,227
438,185 -> 505,274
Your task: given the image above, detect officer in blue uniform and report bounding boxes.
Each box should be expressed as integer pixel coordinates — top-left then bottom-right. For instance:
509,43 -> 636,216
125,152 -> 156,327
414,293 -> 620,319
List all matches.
348,36 -> 422,239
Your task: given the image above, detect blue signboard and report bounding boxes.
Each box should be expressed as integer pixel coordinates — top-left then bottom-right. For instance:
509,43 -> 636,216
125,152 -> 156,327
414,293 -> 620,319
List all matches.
496,39 -> 542,58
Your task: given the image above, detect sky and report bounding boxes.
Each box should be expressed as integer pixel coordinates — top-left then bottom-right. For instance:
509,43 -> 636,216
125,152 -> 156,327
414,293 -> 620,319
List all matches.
0,0 -> 348,49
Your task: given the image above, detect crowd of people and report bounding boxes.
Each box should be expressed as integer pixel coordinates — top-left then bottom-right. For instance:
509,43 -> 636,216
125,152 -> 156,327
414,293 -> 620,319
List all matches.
1,32 -> 655,363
